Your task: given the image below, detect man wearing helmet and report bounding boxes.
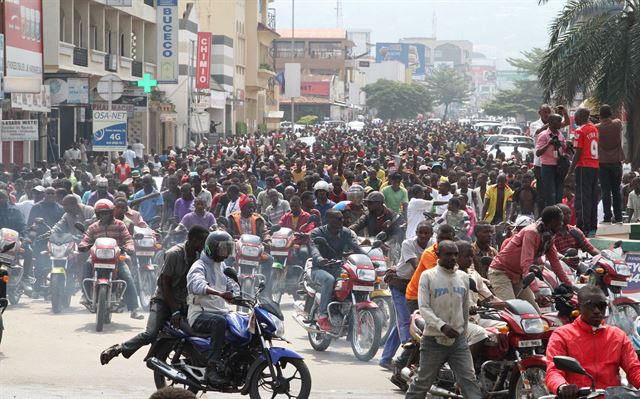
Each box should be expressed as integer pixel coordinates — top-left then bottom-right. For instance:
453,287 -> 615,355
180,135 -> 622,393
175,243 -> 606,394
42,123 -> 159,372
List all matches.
350,190 -> 404,246
78,199 -> 144,320
186,231 -> 238,386
340,184 -> 366,227
313,180 -> 335,224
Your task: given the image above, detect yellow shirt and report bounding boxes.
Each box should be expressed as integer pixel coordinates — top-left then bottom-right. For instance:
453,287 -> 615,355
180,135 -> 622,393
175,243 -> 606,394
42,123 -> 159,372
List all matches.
456,142 -> 466,154
292,169 -> 306,183
483,184 -> 513,223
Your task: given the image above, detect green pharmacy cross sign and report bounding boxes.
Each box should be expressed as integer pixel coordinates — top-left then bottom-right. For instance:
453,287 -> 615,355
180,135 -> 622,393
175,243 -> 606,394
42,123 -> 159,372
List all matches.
137,73 -> 157,93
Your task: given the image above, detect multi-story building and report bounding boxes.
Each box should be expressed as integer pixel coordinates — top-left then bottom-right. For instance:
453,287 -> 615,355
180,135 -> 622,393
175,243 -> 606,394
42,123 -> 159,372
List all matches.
43,0 -> 158,159
400,37 -> 473,75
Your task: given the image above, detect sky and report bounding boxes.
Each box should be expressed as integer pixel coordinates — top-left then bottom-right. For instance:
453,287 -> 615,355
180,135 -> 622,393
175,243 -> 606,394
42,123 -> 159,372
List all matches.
270,0 -> 567,68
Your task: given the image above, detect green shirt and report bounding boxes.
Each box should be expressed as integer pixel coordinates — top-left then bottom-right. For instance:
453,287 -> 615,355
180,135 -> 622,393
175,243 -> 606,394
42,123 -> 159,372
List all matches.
381,186 -> 408,213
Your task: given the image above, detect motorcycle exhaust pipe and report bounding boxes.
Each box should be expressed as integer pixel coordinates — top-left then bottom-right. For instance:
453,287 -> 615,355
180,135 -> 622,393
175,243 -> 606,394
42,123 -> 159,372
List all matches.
428,386 -> 464,399
146,357 -> 199,389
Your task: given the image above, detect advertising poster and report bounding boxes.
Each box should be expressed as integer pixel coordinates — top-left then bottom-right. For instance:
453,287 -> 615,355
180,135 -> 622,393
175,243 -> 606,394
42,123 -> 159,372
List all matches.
92,111 -> 128,152
46,77 -> 89,105
2,119 -> 38,141
624,252 -> 640,299
375,42 -> 426,80
196,32 -> 211,89
4,0 -> 43,78
156,0 -> 179,84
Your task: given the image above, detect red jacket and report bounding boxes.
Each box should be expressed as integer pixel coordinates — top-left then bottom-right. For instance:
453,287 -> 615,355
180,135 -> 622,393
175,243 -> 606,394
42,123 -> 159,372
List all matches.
279,210 -> 315,234
546,316 -> 640,394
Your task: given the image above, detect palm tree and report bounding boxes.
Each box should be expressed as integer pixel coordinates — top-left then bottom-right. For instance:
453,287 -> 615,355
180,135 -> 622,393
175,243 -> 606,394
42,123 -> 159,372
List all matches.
537,0 -> 640,164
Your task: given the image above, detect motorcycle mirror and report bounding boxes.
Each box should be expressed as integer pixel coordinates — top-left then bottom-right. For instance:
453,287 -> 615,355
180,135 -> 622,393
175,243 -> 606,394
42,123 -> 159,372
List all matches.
371,240 -> 383,249
257,281 -> 266,292
563,248 -> 578,258
74,222 -> 87,233
269,224 -> 281,233
34,217 -> 45,225
553,356 -> 587,375
522,272 -> 536,289
134,233 -> 145,240
1,242 -> 15,253
480,256 -> 492,266
529,265 -> 543,280
375,232 -> 388,241
223,267 -> 239,284
614,240 -> 623,249
313,237 -> 328,247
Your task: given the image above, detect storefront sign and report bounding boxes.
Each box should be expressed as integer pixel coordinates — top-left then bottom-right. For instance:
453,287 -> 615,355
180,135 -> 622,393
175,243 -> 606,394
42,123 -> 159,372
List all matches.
196,32 -> 211,89
300,81 -> 330,97
1,119 -> 38,141
11,84 -> 50,112
4,0 -> 43,78
92,111 -> 128,151
45,77 -> 89,105
156,0 -> 179,84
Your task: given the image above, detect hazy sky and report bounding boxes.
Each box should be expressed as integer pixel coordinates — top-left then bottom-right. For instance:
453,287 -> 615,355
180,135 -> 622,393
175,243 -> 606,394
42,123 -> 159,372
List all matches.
271,0 -> 566,68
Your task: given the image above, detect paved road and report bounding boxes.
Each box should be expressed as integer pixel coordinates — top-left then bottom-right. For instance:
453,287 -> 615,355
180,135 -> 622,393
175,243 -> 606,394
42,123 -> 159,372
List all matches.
0,295 -> 402,399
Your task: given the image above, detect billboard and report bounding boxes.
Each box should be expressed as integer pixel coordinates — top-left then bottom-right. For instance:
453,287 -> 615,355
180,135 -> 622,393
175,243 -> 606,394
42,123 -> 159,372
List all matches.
2,119 -> 38,141
45,77 -> 89,105
92,111 -> 128,151
156,0 -> 179,84
375,42 -> 426,80
4,0 -> 43,78
300,82 -> 330,97
196,32 -> 211,89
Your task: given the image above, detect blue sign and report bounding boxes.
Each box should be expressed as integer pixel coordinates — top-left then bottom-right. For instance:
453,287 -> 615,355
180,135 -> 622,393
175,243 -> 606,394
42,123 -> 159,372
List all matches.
92,110 -> 128,151
375,42 -> 427,80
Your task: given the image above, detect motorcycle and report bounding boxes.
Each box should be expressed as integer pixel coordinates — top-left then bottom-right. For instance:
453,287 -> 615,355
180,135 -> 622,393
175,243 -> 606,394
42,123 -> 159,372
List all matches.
232,233 -> 269,304
293,234 -> 385,361
0,241 -> 17,347
46,232 -> 81,313
76,223 -> 129,332
269,217 -> 317,304
539,356 -> 640,399
0,229 -> 25,305
133,225 -> 161,310
146,268 -> 312,398
392,271 -> 549,399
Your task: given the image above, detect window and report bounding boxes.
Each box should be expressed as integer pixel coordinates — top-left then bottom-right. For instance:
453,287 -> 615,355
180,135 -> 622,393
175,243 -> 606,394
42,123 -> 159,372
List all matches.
309,42 -> 343,59
275,41 -> 304,58
90,25 -> 97,50
106,29 -> 112,54
120,33 -> 125,56
60,13 -> 65,42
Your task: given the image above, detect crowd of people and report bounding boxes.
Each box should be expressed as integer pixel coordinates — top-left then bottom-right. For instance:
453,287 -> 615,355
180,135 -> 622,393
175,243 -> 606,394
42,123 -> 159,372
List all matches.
1,105 -> 639,398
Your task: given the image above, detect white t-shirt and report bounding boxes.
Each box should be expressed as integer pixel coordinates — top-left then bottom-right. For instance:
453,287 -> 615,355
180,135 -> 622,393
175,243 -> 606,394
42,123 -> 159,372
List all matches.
530,119 -> 545,167
406,198 -> 434,240
132,142 -> 145,159
434,192 -> 453,216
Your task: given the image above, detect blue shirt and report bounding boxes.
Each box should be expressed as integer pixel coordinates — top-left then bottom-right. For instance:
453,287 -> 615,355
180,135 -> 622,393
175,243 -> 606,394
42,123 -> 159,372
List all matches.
133,188 -> 164,223
314,199 -> 336,225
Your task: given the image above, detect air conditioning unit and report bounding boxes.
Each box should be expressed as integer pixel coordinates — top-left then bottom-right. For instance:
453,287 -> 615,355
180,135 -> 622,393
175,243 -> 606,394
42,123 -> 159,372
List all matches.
105,54 -> 117,72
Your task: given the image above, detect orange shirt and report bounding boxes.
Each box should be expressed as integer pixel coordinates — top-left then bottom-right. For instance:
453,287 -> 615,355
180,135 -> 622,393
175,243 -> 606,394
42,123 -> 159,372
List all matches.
405,243 -> 439,300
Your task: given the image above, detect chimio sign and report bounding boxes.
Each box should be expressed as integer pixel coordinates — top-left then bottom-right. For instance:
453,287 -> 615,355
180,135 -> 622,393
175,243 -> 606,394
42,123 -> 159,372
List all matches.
196,32 -> 211,89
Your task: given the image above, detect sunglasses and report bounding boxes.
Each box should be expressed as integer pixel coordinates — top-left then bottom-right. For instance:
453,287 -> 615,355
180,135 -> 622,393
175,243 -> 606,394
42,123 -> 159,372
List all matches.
582,300 -> 607,311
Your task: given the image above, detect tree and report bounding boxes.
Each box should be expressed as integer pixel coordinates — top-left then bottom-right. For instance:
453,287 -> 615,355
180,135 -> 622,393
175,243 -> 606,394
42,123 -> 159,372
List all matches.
363,80 -> 432,120
425,67 -> 471,121
483,48 -> 545,120
537,0 -> 640,164
298,115 -> 318,125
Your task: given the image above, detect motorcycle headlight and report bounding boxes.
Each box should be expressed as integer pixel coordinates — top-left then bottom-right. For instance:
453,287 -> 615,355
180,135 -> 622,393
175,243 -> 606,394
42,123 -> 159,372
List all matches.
521,318 -> 544,334
137,238 -> 156,248
95,248 -> 115,260
356,268 -> 376,282
615,262 -> 631,277
271,238 -> 288,248
270,314 -> 285,337
240,246 -> 261,257
50,244 -> 67,258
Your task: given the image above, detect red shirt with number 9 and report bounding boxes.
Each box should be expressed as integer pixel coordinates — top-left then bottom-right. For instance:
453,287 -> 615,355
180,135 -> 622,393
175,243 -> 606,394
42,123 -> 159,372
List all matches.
574,123 -> 600,168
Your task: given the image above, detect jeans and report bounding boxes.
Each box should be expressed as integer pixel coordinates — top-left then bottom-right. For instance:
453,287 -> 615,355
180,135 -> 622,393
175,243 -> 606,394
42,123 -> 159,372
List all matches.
405,335 -> 482,399
381,286 -> 411,364
541,164 -> 564,207
121,298 -> 173,358
599,162 -> 623,222
192,312 -> 227,366
82,260 -> 140,311
311,266 -> 340,317
575,166 -> 599,234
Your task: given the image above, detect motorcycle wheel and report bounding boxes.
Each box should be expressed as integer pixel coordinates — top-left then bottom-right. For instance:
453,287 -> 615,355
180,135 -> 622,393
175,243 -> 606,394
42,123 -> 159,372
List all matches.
51,274 -> 65,314
248,357 -> 311,399
350,308 -> 382,361
139,269 -> 155,311
608,303 -> 640,339
508,365 -> 547,399
95,285 -> 108,332
271,269 -> 285,304
307,307 -> 332,351
372,296 -> 395,346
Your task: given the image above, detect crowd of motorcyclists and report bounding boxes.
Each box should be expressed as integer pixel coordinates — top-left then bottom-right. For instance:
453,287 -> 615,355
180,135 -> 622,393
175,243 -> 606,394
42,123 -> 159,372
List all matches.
1,107 -> 640,399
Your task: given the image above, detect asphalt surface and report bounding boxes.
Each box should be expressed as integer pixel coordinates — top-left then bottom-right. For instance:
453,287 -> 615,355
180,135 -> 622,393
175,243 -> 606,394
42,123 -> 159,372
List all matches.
0,294 -> 401,399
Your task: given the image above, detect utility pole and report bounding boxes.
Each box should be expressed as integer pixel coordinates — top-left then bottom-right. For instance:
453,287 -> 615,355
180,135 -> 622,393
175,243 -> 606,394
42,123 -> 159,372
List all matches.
291,0 -> 295,128
187,39 -> 195,147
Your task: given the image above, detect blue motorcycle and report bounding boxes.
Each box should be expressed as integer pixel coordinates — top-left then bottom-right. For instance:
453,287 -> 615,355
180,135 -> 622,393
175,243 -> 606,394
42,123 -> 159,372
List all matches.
145,268 -> 311,398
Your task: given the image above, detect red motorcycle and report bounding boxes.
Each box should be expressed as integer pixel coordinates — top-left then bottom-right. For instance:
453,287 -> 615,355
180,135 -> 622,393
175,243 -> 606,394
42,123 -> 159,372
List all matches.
294,236 -> 384,361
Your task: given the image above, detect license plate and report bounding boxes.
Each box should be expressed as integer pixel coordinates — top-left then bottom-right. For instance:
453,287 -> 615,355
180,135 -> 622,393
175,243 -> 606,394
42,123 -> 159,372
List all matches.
352,285 -> 374,292
539,306 -> 552,313
137,251 -> 155,256
611,280 -> 628,287
271,251 -> 289,257
518,339 -> 542,348
94,263 -> 116,269
239,260 -> 259,267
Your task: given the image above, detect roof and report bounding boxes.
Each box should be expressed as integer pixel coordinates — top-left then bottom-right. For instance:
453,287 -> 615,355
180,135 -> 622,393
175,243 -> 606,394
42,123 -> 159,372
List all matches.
276,28 -> 348,40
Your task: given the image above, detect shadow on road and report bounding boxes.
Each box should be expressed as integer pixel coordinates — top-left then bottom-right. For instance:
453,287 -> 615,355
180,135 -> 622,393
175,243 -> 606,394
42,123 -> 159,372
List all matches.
74,321 -> 139,334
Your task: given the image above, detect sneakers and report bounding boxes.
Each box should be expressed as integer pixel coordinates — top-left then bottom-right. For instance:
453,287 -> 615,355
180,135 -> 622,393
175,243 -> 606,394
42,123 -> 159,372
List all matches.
205,366 -> 227,386
130,308 -> 145,320
317,316 -> 332,332
100,344 -> 122,365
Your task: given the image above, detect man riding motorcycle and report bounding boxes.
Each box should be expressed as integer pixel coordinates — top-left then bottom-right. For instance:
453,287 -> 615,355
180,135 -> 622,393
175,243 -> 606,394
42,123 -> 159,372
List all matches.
226,196 -> 274,295
50,195 -> 96,242
279,195 -> 316,265
338,184 -> 366,227
99,225 -> 210,365
78,199 -> 144,320
553,204 -> 600,271
186,231 -> 238,386
309,209 -> 366,332
546,285 -> 640,398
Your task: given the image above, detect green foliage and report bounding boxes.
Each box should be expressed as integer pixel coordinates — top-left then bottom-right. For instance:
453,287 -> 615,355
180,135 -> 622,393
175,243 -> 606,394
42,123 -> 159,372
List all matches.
259,63 -> 274,72
257,123 -> 268,134
537,0 -> 640,165
425,67 -> 471,120
483,48 -> 545,120
362,80 -> 432,120
297,115 -> 318,125
235,121 -> 248,135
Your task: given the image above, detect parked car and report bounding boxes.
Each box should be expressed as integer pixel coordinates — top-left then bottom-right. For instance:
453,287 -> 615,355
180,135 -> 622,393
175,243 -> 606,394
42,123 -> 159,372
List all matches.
488,141 -> 534,160
498,125 -> 523,135
484,134 -> 534,149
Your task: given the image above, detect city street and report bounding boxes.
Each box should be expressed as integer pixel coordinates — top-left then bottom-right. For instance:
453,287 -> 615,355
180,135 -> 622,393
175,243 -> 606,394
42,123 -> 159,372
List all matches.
0,295 -> 399,399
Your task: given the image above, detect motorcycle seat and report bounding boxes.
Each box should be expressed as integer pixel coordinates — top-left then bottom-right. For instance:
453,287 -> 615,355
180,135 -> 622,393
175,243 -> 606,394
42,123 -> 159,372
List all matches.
179,319 -> 211,339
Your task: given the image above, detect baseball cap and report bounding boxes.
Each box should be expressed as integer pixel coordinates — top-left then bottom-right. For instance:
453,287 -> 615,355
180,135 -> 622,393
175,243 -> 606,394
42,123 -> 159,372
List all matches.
33,185 -> 45,193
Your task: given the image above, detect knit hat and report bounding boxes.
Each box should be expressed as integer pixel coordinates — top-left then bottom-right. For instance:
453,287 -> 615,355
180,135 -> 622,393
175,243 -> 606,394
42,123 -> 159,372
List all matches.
239,195 -> 254,210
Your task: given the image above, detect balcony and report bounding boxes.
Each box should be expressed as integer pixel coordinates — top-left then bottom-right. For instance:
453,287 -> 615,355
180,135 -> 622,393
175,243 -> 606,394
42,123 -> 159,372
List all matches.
73,47 -> 89,67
